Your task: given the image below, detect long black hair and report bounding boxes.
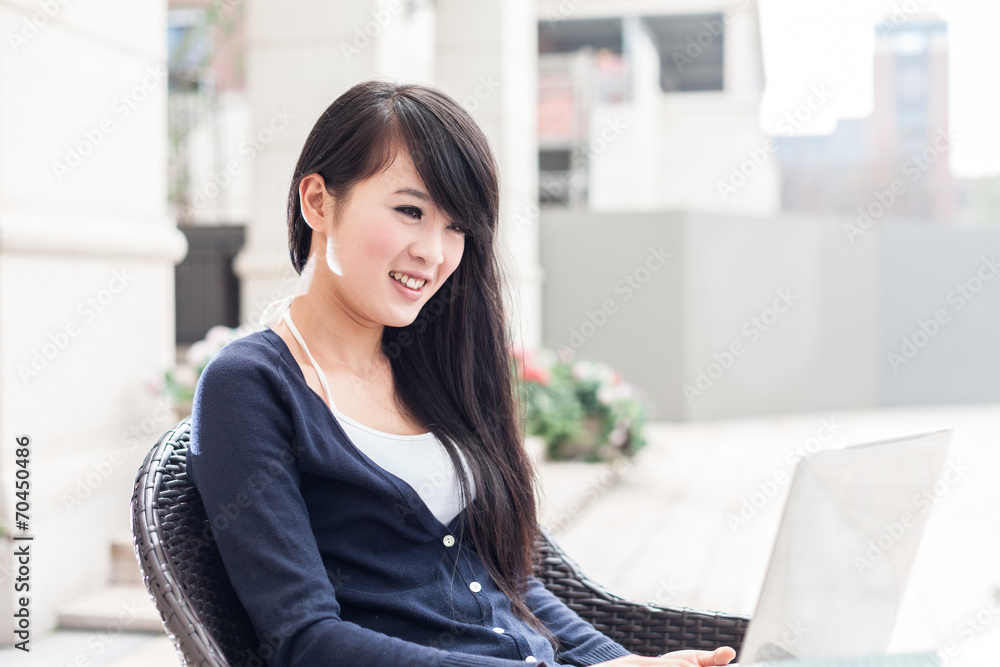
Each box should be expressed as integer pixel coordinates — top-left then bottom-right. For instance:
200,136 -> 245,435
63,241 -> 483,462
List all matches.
286,80 -> 553,645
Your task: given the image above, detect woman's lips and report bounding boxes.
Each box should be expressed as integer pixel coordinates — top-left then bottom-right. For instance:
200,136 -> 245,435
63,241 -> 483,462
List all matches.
390,273 -> 423,301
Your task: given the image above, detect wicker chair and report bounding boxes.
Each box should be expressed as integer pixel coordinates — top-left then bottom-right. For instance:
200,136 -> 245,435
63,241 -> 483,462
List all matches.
131,418 -> 749,666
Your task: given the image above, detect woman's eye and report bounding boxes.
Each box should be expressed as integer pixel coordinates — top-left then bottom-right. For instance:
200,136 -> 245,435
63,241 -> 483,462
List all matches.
396,205 -> 423,220
448,223 -> 466,235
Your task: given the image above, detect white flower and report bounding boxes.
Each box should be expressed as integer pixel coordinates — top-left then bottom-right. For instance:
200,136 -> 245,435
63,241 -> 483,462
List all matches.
205,325 -> 236,348
597,385 -> 615,406
173,364 -> 199,389
186,341 -> 215,368
554,345 -> 575,363
143,372 -> 165,396
571,360 -> 598,381
596,363 -> 616,384
537,347 -> 559,369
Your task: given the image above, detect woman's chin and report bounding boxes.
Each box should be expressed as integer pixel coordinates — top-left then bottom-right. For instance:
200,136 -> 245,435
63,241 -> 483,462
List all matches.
382,310 -> 421,329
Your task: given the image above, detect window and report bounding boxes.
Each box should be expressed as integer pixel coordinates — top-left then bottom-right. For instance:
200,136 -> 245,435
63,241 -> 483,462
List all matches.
539,149 -> 573,206
644,14 -> 725,92
539,18 -> 623,55
175,225 -> 245,345
168,9 -> 213,92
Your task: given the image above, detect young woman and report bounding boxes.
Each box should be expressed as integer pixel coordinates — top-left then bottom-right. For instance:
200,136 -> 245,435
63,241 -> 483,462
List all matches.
187,80 -> 736,667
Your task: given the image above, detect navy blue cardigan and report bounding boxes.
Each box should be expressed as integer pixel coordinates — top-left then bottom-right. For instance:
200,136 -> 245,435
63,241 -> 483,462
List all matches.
186,329 -> 633,667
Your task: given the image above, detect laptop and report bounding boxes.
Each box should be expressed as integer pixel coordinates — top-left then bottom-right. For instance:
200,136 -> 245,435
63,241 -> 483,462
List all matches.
736,428 -> 953,664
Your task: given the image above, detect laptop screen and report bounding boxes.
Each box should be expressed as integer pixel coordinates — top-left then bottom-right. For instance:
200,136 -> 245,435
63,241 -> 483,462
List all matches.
738,429 -> 952,663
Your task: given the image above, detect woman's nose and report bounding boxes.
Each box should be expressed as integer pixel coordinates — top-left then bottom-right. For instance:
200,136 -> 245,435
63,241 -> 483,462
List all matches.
410,225 -> 446,266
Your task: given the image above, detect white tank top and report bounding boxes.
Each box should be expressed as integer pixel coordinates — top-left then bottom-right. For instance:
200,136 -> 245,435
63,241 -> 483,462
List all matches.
261,297 -> 471,525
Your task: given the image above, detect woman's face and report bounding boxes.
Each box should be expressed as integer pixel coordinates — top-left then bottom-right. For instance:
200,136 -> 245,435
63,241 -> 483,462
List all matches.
304,150 -> 466,328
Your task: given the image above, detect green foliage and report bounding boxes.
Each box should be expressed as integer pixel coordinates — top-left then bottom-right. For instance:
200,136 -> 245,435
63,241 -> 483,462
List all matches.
512,348 -> 649,462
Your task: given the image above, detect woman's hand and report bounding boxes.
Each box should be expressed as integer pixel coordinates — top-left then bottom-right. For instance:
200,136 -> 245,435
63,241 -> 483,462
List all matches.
592,646 -> 737,666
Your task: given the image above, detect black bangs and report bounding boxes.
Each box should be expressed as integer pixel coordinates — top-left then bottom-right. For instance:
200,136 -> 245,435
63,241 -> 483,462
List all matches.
286,81 -> 498,273
389,89 -> 498,246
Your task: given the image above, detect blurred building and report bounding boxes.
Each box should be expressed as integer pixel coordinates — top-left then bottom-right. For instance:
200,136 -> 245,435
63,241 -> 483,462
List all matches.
167,1 -> 250,345
164,0 -> 779,348
955,175 -> 1000,225
777,15 -> 956,223
536,0 -> 780,214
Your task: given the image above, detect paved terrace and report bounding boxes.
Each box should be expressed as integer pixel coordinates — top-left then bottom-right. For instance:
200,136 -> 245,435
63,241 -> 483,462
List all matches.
3,403 -> 997,666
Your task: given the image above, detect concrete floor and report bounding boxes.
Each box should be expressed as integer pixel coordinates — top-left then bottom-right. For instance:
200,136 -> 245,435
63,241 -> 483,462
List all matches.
4,403 -> 997,666
539,403 -> 1000,667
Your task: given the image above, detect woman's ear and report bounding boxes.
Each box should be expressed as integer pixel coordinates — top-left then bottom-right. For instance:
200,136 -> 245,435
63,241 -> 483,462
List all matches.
299,173 -> 333,231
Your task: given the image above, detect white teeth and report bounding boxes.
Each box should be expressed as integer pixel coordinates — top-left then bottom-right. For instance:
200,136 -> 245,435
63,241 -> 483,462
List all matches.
390,271 -> 425,289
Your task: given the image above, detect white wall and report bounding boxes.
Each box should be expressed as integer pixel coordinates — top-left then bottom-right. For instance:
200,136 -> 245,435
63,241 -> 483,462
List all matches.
540,209 -> 888,421
679,212 -> 880,419
0,0 -> 184,640
880,224 -> 1000,406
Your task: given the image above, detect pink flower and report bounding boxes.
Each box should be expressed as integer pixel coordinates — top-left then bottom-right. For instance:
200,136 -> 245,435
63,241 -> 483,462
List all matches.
143,372 -> 165,396
523,364 -> 551,385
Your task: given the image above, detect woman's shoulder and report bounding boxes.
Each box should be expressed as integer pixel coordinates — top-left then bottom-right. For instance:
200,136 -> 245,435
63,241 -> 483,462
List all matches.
197,328 -> 292,390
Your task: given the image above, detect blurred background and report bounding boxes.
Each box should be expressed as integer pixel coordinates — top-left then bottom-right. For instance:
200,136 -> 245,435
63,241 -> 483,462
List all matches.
1,0 -> 998,664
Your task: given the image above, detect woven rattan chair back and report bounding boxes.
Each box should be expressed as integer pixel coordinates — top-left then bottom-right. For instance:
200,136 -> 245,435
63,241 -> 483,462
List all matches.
132,418 -> 748,666
132,418 -> 260,666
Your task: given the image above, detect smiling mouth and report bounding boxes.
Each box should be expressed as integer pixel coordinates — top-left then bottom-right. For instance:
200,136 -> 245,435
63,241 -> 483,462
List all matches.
389,271 -> 427,290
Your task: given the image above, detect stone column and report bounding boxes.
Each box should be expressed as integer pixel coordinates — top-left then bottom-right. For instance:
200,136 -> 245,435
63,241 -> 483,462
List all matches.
0,1 -> 184,640
434,0 -> 542,349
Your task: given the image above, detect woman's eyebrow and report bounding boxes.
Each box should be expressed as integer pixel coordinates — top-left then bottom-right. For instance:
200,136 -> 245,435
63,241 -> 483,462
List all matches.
393,187 -> 430,201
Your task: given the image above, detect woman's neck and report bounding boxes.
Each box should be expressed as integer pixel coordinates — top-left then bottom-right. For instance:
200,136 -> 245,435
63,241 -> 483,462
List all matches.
288,283 -> 387,378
